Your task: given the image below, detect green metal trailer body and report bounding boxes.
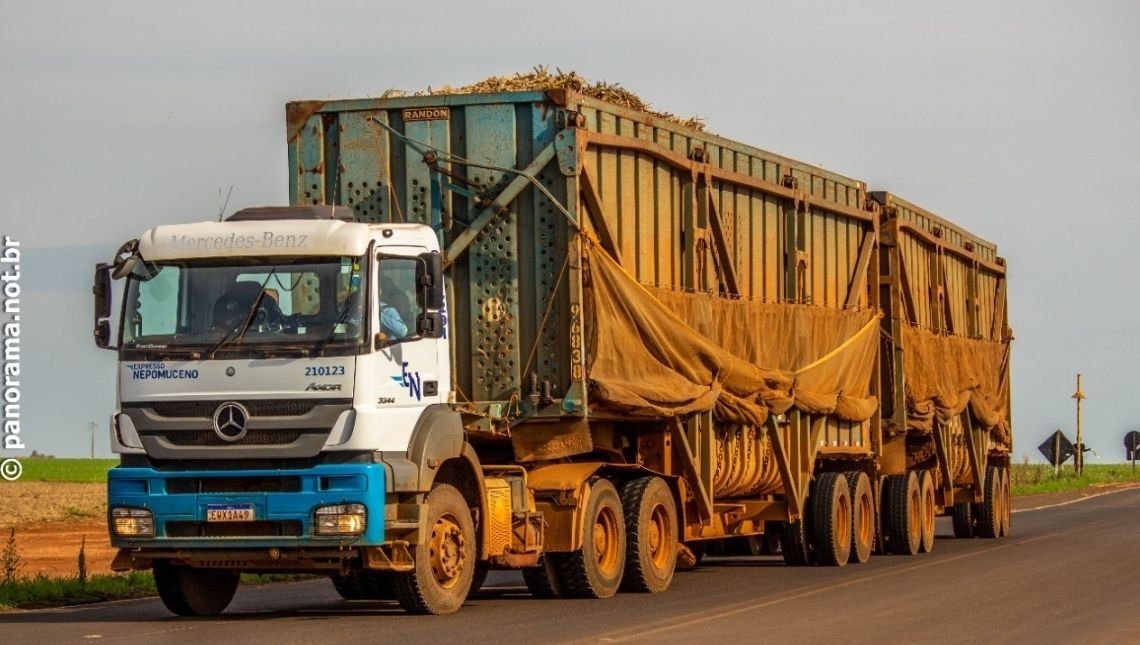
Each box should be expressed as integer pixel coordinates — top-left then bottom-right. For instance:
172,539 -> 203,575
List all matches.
282,87 -> 1010,576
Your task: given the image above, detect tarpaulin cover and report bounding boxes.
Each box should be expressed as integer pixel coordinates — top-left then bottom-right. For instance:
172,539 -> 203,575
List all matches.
584,244 -> 879,425
900,325 -> 1011,446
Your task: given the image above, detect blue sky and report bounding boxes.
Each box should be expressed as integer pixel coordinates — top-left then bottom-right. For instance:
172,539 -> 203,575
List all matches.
1,0 -> 1137,460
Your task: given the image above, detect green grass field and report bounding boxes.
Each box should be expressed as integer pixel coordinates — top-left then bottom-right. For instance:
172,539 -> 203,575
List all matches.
1009,462 -> 1140,496
17,458 -> 118,483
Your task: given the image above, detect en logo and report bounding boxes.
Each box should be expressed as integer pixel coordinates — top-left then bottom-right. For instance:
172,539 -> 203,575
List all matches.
398,361 -> 422,401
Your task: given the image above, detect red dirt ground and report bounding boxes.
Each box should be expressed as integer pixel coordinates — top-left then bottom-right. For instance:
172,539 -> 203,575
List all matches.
1,482 -> 117,577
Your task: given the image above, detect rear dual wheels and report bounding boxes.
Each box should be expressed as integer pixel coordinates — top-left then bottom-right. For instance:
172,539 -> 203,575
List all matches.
976,464 -> 1011,539
810,472 -> 852,567
529,476 -> 678,599
884,471 -> 922,555
781,518 -> 814,566
782,471 -> 872,567
554,479 -> 626,598
952,502 -> 975,538
620,477 -> 678,593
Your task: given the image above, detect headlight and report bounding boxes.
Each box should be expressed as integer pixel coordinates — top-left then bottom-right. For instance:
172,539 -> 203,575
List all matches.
314,503 -> 366,536
111,507 -> 154,537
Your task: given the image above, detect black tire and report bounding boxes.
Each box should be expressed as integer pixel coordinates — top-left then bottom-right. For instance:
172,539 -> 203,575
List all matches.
873,477 -> 888,555
331,571 -> 395,600
918,470 -> 936,554
885,472 -> 921,556
153,562 -> 239,617
469,562 -> 489,595
844,471 -> 874,564
392,483 -> 476,615
620,477 -> 678,593
976,465 -> 1002,539
952,502 -> 975,538
810,472 -> 852,567
781,518 -> 814,566
522,556 -> 565,599
556,479 -> 626,598
1000,466 -> 1012,537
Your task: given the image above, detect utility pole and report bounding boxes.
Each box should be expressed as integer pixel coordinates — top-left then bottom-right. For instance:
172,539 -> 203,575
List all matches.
89,421 -> 96,459
1072,374 -> 1085,476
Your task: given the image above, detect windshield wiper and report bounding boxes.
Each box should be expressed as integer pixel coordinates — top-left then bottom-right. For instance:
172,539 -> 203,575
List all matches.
314,295 -> 356,357
206,269 -> 277,359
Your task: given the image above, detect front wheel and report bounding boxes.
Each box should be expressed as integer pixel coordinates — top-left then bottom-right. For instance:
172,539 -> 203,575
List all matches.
392,483 -> 476,615
153,562 -> 239,616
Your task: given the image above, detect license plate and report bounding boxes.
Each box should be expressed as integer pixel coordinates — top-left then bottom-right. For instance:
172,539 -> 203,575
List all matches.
206,504 -> 255,522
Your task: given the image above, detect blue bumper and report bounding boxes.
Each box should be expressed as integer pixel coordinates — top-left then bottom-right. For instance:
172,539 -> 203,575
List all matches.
107,464 -> 385,549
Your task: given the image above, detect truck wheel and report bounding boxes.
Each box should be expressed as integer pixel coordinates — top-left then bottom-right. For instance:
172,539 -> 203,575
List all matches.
620,477 -> 678,593
999,466 -> 1012,537
810,472 -> 852,567
885,472 -> 921,555
332,571 -> 394,600
919,470 -> 936,554
952,502 -> 975,538
556,479 -> 625,598
781,518 -> 814,566
392,483 -> 475,614
844,471 -> 874,564
523,556 -> 566,599
976,465 -> 1001,539
153,562 -> 239,616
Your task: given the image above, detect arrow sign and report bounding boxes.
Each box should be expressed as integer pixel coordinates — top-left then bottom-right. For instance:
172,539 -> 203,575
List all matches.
1039,430 -> 1075,466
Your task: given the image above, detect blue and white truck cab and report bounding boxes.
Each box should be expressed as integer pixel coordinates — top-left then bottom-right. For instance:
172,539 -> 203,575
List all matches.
93,205 -> 524,615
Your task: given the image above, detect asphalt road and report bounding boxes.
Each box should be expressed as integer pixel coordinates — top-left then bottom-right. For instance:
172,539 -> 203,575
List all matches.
4,487 -> 1139,644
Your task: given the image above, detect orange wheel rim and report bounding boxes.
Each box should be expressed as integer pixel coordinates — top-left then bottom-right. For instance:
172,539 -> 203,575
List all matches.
648,504 -> 671,569
428,513 -> 466,589
593,506 -> 620,576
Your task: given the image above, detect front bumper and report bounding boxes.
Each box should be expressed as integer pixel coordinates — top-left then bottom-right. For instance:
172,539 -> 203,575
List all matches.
107,464 -> 385,549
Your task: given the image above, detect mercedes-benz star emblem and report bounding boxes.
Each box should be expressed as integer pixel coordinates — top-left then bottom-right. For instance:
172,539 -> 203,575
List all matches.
212,402 -> 250,442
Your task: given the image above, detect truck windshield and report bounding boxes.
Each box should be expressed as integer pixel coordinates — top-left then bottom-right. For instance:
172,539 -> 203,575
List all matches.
120,256 -> 367,356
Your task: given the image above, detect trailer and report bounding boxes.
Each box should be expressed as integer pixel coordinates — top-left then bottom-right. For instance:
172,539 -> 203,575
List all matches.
95,87 -> 1011,616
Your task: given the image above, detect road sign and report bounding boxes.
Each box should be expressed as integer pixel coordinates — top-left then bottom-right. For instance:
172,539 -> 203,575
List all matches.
1038,430 -> 1075,466
1125,431 -> 1140,462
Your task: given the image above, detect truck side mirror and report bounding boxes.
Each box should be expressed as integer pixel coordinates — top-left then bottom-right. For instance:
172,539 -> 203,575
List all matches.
415,311 -> 445,339
416,251 -> 445,310
93,263 -> 122,350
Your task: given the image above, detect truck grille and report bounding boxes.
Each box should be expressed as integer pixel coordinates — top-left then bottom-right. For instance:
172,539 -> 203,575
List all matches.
166,521 -> 303,538
147,399 -> 347,418
166,476 -> 303,494
146,429 -> 314,447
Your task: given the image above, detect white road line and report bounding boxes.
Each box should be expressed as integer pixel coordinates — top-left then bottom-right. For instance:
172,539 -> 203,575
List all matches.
1012,483 -> 1140,513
